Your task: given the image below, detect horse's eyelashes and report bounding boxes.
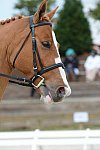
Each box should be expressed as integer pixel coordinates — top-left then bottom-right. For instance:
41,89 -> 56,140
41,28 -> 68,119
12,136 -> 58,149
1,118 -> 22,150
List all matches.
42,41 -> 51,49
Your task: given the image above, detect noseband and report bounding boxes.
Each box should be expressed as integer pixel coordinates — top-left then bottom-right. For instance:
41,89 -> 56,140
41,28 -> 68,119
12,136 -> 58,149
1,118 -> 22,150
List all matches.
0,16 -> 65,88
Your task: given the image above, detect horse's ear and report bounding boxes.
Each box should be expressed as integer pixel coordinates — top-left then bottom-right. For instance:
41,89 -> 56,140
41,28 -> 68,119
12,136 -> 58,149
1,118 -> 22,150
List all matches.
34,0 -> 47,23
46,6 -> 59,20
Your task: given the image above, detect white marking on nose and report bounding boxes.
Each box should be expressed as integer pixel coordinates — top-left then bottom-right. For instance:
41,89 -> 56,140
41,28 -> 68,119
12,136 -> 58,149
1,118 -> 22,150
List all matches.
52,31 -> 71,96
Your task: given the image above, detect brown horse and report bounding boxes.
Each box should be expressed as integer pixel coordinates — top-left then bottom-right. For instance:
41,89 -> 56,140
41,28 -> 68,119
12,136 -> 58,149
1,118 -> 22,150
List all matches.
0,0 -> 71,103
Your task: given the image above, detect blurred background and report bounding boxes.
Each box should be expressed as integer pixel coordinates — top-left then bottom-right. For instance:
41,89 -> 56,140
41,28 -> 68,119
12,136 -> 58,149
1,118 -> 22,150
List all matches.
0,0 -> 100,132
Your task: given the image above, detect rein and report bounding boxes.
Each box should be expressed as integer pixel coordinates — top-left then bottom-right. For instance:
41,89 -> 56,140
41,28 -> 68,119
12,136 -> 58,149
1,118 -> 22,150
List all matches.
0,16 -> 65,88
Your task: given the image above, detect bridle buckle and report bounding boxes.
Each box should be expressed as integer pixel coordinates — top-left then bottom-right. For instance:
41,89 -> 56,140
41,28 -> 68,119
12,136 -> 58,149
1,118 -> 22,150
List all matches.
32,75 -> 44,89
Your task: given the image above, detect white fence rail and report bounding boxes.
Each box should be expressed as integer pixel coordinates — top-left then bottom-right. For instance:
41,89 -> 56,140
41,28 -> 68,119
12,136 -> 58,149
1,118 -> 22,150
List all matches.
0,129 -> 100,150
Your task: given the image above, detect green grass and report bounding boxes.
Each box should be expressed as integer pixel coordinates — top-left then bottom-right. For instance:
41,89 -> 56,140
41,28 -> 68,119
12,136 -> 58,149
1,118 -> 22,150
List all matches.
0,123 -> 100,132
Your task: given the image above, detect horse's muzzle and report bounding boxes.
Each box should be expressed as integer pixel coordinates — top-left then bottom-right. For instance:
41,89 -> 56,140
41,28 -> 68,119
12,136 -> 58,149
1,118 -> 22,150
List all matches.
39,85 -> 71,104
56,87 -> 66,101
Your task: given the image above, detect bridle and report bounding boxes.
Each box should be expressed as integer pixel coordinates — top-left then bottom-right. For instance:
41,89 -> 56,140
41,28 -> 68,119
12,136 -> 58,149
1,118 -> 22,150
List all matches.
0,16 -> 65,89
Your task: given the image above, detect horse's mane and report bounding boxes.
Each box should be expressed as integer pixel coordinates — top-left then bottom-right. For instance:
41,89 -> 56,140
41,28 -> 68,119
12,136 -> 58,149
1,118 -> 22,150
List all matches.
0,14 -> 51,27
0,15 -> 24,26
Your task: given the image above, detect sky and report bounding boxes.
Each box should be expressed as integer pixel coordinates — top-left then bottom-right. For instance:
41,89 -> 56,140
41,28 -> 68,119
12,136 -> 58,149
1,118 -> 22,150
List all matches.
0,0 -> 98,19
0,0 -> 19,20
0,0 -> 100,45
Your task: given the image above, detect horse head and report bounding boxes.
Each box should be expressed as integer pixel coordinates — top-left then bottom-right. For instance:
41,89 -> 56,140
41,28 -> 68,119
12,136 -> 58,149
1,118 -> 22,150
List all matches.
9,0 -> 71,103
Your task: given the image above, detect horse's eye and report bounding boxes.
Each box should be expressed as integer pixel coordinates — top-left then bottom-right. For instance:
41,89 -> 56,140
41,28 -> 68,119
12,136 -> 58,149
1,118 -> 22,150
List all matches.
42,41 -> 51,49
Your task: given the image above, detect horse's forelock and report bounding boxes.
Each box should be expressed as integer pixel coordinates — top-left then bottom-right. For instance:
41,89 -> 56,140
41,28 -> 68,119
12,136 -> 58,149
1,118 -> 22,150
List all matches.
40,15 -> 50,22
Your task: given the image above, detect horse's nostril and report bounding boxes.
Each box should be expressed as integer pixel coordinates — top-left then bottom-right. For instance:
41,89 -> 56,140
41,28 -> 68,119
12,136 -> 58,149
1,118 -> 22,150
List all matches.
57,87 -> 65,98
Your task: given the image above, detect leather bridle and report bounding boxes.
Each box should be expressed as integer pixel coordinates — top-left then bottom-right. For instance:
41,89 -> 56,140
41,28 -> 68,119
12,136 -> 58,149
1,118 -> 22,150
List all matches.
0,16 -> 65,88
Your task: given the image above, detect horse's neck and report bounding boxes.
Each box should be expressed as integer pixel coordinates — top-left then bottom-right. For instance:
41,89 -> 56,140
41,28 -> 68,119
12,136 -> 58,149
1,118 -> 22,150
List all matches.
0,54 -> 12,100
0,20 -> 23,99
0,18 -> 29,99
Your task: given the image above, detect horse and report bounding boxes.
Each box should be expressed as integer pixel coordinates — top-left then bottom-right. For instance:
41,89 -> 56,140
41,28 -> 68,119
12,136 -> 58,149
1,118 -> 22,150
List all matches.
0,0 -> 71,103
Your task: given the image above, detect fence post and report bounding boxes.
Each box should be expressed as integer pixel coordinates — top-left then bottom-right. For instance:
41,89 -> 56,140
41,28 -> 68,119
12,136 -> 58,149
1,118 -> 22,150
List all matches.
31,129 -> 39,150
83,128 -> 90,150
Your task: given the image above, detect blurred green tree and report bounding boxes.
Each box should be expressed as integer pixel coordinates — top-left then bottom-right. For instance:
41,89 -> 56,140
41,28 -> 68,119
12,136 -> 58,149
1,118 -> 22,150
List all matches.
14,0 -> 55,15
55,0 -> 92,56
90,2 -> 100,20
